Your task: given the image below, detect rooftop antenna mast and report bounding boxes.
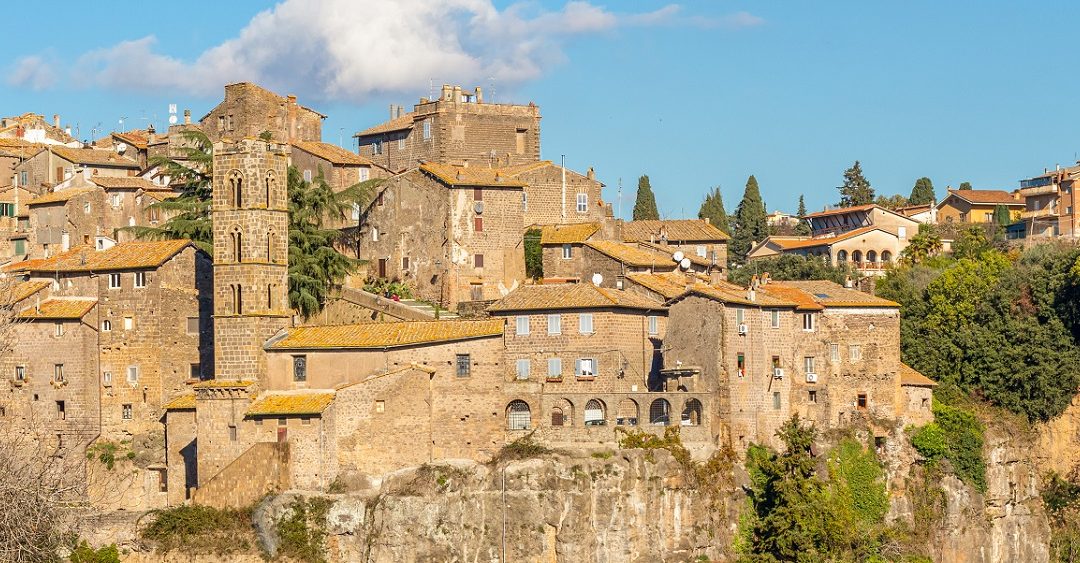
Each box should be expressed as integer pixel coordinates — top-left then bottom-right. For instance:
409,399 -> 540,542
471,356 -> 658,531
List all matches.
617,178 -> 623,219
488,77 -> 496,103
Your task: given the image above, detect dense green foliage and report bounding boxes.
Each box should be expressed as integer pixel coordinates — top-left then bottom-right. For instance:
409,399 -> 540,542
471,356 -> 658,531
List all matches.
632,175 -> 659,220
729,254 -> 859,287
794,195 -> 811,236
1042,471 -> 1080,561
877,241 -> 1080,421
70,541 -> 120,563
737,417 -> 914,561
909,177 -> 936,206
730,175 -> 768,265
698,186 -> 730,234
140,505 -> 253,554
874,194 -> 909,210
898,224 -> 944,265
524,228 -> 543,279
276,497 -> 332,563
958,181 -> 973,191
838,161 -> 875,207
911,400 -> 986,491
992,204 -> 1012,226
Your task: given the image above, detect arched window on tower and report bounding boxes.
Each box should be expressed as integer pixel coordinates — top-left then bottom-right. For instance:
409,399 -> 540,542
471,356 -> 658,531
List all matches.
227,171 -> 244,208
265,171 -> 275,208
233,284 -> 243,315
267,231 -> 275,263
267,284 -> 274,311
232,229 -> 243,262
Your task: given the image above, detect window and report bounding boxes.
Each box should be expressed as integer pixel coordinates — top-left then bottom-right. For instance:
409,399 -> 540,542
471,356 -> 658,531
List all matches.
474,254 -> 484,268
109,273 -> 121,289
397,137 -> 405,150
474,188 -> 483,201
455,354 -> 471,377
371,141 -> 382,156
649,399 -> 671,426
579,313 -> 594,334
515,359 -> 530,380
516,316 -> 530,336
123,317 -> 133,330
301,417 -> 312,426
507,400 -> 530,430
547,314 -> 561,335
584,399 -> 605,425
126,366 -> 139,386
857,394 -> 868,410
576,193 -> 587,213
576,358 -> 596,378
522,192 -> 528,212
773,392 -> 781,410
293,355 -> 307,382
422,119 -> 432,140
111,194 -> 121,208
898,226 -> 907,239
401,256 -> 410,271
375,400 -> 385,413
804,356 -> 816,375
561,244 -> 572,259
14,366 -> 25,381
769,310 -> 780,328
103,371 -> 112,386
19,170 -> 26,187
54,322 -> 63,337
186,317 -> 199,335
53,364 -> 64,384
134,272 -> 146,288
360,168 -> 370,182
278,418 -> 287,426
849,345 -> 862,361
303,169 -> 313,182
228,424 -> 237,441
551,406 -> 565,426
736,308 -> 745,325
101,320 -> 111,332
190,364 -> 200,379
548,358 -> 562,379
809,390 -> 818,403
829,343 -> 840,362
56,401 -> 65,420
737,353 -> 745,377
802,312 -> 815,331
648,315 -> 659,336
474,217 -> 483,232
372,227 -> 379,241
122,404 -> 133,420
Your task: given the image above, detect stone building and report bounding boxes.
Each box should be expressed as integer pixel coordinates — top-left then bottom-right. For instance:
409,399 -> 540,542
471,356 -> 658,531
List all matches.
936,189 -> 1024,225
290,141 -> 390,191
15,146 -> 140,194
619,219 -> 729,270
355,85 -> 541,172
200,82 -> 325,144
1015,165 -> 1080,239
347,162 -> 526,308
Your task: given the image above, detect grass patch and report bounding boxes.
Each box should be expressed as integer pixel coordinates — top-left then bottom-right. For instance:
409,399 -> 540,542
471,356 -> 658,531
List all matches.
140,504 -> 253,554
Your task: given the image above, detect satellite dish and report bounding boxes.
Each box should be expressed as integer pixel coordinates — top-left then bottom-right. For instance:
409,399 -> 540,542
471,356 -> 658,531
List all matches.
168,115 -> 178,125
679,258 -> 691,270
474,201 -> 484,214
672,250 -> 684,262
591,273 -> 603,286
116,143 -> 127,154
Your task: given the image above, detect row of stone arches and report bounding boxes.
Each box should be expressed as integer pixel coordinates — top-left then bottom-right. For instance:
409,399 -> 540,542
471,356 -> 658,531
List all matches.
506,398 -> 703,430
228,228 -> 279,264
836,249 -> 893,266
225,170 -> 279,209
224,282 -> 281,314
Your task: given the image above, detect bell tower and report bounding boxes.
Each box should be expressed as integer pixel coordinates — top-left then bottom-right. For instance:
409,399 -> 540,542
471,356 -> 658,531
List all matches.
211,138 -> 290,381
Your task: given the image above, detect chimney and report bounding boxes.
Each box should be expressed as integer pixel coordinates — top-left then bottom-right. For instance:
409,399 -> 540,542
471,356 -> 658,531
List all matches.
183,109 -> 191,124
452,85 -> 462,102
389,104 -> 396,120
53,114 -> 60,128
147,124 -> 156,144
475,87 -> 483,103
587,167 -> 595,181
441,84 -> 452,101
420,97 -> 429,104
287,95 -> 298,142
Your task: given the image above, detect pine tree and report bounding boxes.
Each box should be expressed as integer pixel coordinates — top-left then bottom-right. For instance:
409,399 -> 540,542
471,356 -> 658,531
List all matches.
909,177 -> 936,206
730,175 -> 768,264
838,161 -> 875,207
697,186 -> 730,233
632,175 -> 659,220
959,181 -> 973,191
794,195 -> 811,236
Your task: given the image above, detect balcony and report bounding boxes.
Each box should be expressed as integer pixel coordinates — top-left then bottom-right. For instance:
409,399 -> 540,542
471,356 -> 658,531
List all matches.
1019,184 -> 1059,197
1021,207 -> 1057,219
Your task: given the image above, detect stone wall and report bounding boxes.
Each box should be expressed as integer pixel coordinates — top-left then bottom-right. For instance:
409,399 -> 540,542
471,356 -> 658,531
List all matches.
193,441 -> 290,509
201,83 -> 322,144
518,164 -> 605,227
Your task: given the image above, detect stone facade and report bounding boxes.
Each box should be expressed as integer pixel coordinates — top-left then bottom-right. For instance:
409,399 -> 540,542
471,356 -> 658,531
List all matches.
356,85 -> 540,172
201,82 -> 324,144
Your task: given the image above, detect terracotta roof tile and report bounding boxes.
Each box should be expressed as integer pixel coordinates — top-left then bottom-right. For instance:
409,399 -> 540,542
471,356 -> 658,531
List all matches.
162,393 -> 196,410
419,162 -> 528,188
88,176 -> 167,190
757,284 -> 825,311
355,111 -> 416,136
758,227 -> 884,251
540,223 -> 601,244
900,363 -> 937,387
28,186 -> 98,206
769,280 -> 899,308
269,319 -> 504,350
943,189 -> 1024,206
17,298 -> 96,319
679,283 -> 794,307
583,240 -> 674,268
192,379 -> 257,389
6,280 -> 49,304
635,241 -> 714,267
488,283 -> 663,312
621,219 -> 730,242
27,239 -> 192,273
112,130 -> 149,150
246,392 -> 335,416
50,147 -> 140,168
625,272 -> 698,299
292,141 -> 373,166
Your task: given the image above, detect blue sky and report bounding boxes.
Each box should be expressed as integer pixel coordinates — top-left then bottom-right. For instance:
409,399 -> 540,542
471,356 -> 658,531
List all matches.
3,1 -> 1077,219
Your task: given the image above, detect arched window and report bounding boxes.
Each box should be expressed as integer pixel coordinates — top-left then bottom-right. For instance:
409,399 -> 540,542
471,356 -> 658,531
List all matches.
616,399 -> 639,426
852,250 -> 863,265
265,171 -> 276,208
232,229 -> 243,262
227,171 -> 244,208
233,284 -> 243,315
649,399 -> 671,426
267,231 -> 275,263
836,250 -> 848,263
867,250 -> 878,264
551,407 -> 565,427
507,400 -> 531,430
682,399 -> 703,426
881,250 -> 893,263
584,399 -> 606,426
551,398 -> 573,427
267,284 -> 274,310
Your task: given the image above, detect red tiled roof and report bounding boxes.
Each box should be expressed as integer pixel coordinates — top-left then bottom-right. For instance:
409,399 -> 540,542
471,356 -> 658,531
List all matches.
489,283 -> 664,312
943,189 -> 1024,206
355,112 -> 416,136
292,141 -> 373,166
621,219 -> 729,242
900,363 -> 937,387
759,227 -> 883,251
25,239 -> 193,273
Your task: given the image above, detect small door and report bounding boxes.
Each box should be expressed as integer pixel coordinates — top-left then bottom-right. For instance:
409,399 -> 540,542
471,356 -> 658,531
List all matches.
378,258 -> 387,278
277,427 -> 288,443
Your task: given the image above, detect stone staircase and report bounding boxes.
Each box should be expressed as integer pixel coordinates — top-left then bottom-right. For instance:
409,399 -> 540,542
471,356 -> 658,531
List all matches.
398,298 -> 458,319
192,442 -> 290,509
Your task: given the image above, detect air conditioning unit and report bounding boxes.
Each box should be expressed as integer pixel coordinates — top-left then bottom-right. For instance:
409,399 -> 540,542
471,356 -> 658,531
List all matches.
806,373 -> 817,383
738,323 -> 748,335
773,368 -> 784,379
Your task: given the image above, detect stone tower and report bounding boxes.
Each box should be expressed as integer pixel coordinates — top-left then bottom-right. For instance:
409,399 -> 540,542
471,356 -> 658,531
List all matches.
212,138 -> 290,381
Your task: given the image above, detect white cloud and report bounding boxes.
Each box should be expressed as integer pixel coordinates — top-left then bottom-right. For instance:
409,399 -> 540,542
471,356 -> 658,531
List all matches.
7,55 -> 56,90
65,1 -> 761,102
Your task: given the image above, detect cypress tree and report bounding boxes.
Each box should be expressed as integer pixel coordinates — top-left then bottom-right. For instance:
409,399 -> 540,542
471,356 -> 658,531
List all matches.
794,195 -> 811,236
632,175 -> 660,220
838,161 -> 875,207
697,186 -> 730,233
730,175 -> 768,264
992,204 -> 1012,226
909,177 -> 936,206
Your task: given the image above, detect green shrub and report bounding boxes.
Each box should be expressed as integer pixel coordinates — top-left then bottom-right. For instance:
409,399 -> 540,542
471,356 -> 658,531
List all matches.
69,541 -> 119,563
140,505 -> 253,554
910,399 -> 985,492
490,432 -> 551,464
276,497 -> 332,563
911,423 -> 948,460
